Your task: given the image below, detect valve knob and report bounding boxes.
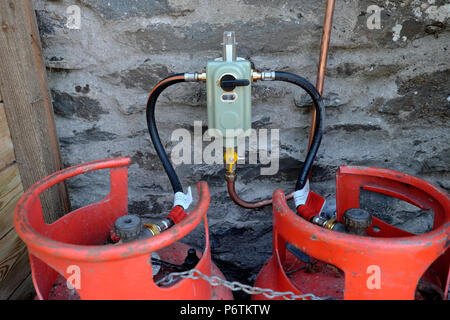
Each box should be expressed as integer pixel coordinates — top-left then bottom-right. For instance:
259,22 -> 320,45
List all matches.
113,214 -> 143,242
220,74 -> 250,92
342,208 -> 373,236
182,248 -> 200,270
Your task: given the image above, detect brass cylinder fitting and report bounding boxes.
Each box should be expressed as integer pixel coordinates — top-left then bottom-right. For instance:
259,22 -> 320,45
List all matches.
144,223 -> 161,236
324,218 -> 338,231
311,216 -> 347,233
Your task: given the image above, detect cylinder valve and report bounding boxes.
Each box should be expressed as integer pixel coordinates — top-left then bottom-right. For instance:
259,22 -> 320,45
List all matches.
342,208 -> 373,236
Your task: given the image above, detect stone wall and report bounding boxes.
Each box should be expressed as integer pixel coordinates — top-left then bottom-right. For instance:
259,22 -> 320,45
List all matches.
34,0 -> 449,297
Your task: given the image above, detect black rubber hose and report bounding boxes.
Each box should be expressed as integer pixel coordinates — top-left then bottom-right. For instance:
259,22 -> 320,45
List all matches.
274,71 -> 325,191
146,74 -> 185,194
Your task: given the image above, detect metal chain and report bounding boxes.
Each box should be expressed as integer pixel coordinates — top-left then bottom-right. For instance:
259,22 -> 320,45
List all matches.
155,268 -> 332,300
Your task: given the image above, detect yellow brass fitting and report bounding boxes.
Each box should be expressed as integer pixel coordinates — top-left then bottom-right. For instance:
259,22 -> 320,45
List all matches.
144,223 -> 161,236
224,148 -> 238,182
324,218 -> 338,231
251,70 -> 262,82
224,148 -> 238,172
197,72 -> 207,82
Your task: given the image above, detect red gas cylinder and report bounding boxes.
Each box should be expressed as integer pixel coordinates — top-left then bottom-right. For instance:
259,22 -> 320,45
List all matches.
254,166 -> 450,300
14,157 -> 233,300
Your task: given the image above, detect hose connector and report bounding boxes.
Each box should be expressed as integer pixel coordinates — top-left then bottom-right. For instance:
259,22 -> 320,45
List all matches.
184,72 -> 206,82
251,70 -> 275,82
144,223 -> 161,236
261,71 -> 276,81
144,207 -> 187,236
311,216 -> 347,233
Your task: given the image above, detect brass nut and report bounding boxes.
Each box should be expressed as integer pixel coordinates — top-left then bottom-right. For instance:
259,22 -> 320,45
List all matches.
197,72 -> 207,82
251,70 -> 262,82
324,218 -> 338,231
225,171 -> 237,182
144,223 -> 160,236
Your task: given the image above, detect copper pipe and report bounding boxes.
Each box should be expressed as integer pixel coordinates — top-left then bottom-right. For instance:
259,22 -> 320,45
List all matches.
227,181 -> 294,209
308,0 -> 335,148
227,0 -> 335,209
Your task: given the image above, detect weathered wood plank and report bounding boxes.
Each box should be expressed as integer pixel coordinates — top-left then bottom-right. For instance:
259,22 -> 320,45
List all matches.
0,0 -> 69,222
8,273 -> 35,300
0,102 -> 15,171
0,165 -> 23,239
0,229 -> 29,300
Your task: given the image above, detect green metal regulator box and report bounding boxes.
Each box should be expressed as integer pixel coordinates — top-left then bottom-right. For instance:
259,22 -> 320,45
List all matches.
206,32 -> 252,148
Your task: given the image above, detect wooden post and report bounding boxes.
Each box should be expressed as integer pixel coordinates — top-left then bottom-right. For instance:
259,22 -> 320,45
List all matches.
0,83 -> 34,299
0,0 -> 69,221
0,0 -> 70,299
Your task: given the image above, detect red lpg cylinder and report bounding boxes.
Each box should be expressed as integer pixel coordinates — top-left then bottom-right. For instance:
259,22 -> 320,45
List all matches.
14,157 -> 233,300
254,166 -> 450,300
